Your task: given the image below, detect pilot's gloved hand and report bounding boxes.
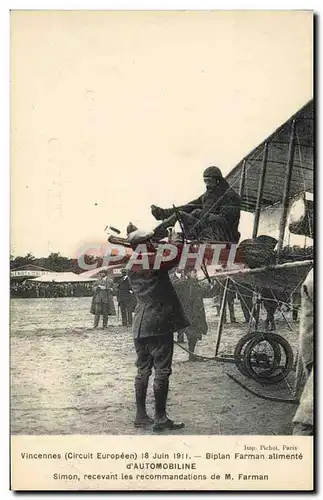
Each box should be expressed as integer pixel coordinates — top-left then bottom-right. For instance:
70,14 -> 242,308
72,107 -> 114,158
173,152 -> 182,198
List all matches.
127,229 -> 154,244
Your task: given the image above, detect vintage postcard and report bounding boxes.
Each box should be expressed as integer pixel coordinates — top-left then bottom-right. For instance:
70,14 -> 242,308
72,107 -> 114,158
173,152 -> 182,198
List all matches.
10,10 -> 314,491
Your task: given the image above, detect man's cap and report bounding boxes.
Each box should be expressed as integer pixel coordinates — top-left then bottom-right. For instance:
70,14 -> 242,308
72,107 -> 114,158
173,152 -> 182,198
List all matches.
203,166 -> 223,179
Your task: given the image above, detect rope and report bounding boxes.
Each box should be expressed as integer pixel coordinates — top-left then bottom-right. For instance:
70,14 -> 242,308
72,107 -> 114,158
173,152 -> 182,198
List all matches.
174,340 -> 216,361
226,373 -> 299,404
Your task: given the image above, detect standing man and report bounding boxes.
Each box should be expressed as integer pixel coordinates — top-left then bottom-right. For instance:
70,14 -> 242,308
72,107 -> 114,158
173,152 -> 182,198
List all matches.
218,281 -> 237,324
117,269 -> 136,327
151,166 -> 241,242
127,232 -> 189,431
91,271 -> 116,329
212,276 -> 237,323
292,268 -> 314,436
236,283 -> 255,324
172,269 -> 208,361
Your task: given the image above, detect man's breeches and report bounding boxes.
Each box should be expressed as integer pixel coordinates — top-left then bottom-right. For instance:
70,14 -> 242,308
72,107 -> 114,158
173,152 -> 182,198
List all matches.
134,334 -> 174,384
134,334 -> 174,419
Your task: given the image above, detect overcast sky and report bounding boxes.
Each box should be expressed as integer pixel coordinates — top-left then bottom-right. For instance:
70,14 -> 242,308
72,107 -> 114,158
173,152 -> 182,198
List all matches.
11,10 -> 312,257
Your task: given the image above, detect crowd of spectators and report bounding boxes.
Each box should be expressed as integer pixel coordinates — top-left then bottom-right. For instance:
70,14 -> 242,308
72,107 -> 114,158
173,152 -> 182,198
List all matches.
10,281 -> 94,298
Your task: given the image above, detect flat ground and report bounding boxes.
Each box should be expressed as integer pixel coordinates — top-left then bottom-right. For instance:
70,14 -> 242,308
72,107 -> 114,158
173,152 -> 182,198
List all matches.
11,297 -> 299,435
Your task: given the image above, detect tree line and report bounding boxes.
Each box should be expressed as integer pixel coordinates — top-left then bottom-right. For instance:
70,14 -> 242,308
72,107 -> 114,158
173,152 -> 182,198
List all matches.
10,252 -> 99,274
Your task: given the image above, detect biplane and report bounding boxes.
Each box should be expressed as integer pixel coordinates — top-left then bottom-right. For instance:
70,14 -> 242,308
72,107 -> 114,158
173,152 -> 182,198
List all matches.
219,98 -> 314,398
83,99 -> 314,403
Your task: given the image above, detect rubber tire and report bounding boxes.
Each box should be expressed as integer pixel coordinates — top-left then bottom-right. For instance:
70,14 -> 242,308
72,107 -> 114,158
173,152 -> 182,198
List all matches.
244,333 -> 294,385
234,331 -> 281,377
